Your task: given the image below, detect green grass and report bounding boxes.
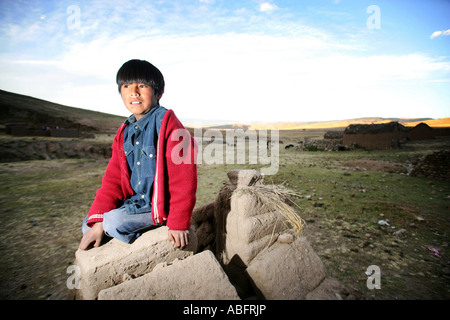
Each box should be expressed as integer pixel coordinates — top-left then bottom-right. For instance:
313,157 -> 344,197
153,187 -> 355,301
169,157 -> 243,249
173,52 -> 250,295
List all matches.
0,136 -> 449,299
0,159 -> 106,299
270,147 -> 450,299
197,141 -> 450,299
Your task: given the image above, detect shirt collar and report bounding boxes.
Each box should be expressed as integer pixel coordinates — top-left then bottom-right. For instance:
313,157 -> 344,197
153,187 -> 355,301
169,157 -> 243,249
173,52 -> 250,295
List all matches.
124,105 -> 160,130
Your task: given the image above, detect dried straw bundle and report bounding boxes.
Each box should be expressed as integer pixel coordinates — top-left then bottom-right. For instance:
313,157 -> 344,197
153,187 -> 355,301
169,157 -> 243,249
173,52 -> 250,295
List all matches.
234,184 -> 305,234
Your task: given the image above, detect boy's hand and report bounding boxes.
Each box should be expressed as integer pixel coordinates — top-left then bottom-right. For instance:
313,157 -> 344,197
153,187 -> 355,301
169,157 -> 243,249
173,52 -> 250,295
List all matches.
79,222 -> 104,250
168,229 -> 190,249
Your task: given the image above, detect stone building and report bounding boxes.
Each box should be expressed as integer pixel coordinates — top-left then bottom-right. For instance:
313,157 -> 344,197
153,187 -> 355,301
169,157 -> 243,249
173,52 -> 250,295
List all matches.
343,122 -> 407,150
406,123 -> 434,141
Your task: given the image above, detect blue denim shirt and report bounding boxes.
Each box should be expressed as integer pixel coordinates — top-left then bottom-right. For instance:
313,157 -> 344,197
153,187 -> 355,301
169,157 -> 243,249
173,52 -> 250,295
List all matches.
123,105 -> 167,214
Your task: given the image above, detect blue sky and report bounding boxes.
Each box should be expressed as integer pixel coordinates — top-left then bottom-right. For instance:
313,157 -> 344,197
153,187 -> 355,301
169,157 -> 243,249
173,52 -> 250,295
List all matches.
0,0 -> 449,123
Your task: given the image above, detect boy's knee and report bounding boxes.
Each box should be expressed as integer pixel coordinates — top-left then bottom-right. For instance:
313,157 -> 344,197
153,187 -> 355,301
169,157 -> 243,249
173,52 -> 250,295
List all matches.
81,216 -> 90,234
101,208 -> 122,235
101,212 -> 119,237
99,207 -> 152,243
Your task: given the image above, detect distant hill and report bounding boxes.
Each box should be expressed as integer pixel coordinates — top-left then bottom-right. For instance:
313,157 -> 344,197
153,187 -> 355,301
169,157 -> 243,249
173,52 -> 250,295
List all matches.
1,89 -> 448,133
205,117 -> 450,130
243,117 -> 438,130
400,118 -> 450,128
0,89 -> 125,132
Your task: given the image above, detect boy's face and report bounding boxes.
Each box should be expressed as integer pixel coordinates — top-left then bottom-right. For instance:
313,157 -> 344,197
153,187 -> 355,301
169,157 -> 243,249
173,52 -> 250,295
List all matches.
120,83 -> 162,121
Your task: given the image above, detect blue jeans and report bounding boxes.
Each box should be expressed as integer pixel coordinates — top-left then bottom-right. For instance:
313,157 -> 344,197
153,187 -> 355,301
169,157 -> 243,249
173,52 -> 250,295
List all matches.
81,206 -> 154,244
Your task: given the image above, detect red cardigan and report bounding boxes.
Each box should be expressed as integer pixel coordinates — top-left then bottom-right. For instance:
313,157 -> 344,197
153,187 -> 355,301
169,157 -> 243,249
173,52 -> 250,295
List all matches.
87,109 -> 197,231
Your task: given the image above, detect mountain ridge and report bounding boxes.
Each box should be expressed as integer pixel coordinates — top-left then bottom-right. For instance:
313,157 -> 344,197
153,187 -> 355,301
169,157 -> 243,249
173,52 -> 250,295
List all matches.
1,89 -> 449,131
0,89 -> 125,132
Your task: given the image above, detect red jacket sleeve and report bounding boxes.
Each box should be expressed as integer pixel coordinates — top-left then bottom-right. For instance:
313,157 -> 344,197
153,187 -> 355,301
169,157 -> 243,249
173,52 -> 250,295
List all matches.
87,125 -> 134,227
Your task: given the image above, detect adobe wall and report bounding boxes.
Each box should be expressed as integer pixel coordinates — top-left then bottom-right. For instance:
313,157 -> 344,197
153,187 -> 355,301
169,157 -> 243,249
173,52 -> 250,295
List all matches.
433,127 -> 450,137
409,150 -> 450,181
343,132 -> 400,150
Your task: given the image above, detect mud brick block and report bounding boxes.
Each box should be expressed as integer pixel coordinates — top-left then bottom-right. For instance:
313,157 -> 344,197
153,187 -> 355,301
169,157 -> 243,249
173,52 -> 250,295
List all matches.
246,236 -> 326,300
74,226 -> 197,300
98,250 -> 240,300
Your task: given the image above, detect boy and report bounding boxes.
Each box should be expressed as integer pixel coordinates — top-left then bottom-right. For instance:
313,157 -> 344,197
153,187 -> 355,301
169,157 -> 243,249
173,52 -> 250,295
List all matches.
79,59 -> 197,250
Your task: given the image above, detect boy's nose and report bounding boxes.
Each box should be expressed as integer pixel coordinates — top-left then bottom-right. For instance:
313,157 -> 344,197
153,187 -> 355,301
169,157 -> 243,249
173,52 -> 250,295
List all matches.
130,87 -> 140,96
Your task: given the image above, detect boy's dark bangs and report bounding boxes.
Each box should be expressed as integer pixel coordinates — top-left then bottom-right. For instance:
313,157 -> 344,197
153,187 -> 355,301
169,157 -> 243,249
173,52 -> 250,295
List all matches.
117,67 -> 153,87
116,59 -> 165,94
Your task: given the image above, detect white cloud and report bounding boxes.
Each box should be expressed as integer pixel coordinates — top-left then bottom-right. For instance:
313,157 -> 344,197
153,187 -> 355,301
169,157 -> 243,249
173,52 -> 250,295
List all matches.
1,0 -> 449,122
2,32 -> 448,122
430,29 -> 450,39
259,2 -> 278,13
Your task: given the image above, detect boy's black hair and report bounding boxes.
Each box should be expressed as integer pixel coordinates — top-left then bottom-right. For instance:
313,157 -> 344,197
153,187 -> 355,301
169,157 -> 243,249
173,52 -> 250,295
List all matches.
116,59 -> 165,96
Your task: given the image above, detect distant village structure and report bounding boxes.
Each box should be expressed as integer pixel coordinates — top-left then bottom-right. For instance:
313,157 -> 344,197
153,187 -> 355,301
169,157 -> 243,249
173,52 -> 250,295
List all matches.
285,121 -> 448,152
342,121 -> 444,150
343,122 -> 407,150
406,123 -> 434,141
297,121 -> 449,152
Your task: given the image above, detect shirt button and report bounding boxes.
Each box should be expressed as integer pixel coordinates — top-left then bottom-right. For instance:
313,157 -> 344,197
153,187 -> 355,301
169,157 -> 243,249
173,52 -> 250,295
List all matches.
149,154 -> 153,158
141,195 -> 145,199
136,141 -> 140,145
135,125 -> 138,129
137,161 -> 141,165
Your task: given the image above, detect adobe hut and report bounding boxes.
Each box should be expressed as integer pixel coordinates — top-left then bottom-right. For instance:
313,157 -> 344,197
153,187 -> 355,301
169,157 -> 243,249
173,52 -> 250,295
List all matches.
433,127 -> 450,137
407,123 -> 434,141
343,121 -> 406,150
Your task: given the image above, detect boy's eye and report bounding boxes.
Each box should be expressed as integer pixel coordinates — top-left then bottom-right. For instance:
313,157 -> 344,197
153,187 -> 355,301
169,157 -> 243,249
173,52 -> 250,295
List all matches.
121,83 -> 149,90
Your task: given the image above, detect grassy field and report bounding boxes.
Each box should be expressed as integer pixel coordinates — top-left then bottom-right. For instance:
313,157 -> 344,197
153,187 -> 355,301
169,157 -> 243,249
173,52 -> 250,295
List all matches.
0,131 -> 449,300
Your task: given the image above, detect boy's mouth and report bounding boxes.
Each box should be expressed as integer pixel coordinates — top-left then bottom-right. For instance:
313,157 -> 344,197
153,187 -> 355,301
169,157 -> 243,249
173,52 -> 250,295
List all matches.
130,101 -> 141,105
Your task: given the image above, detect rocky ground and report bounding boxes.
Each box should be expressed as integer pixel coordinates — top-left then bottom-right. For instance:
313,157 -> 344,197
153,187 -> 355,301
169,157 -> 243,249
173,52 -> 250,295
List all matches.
0,134 -> 449,300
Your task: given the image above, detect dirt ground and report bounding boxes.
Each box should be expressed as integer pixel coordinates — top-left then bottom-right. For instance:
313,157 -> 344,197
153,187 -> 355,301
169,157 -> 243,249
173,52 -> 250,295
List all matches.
339,159 -> 408,174
0,134 -> 449,300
